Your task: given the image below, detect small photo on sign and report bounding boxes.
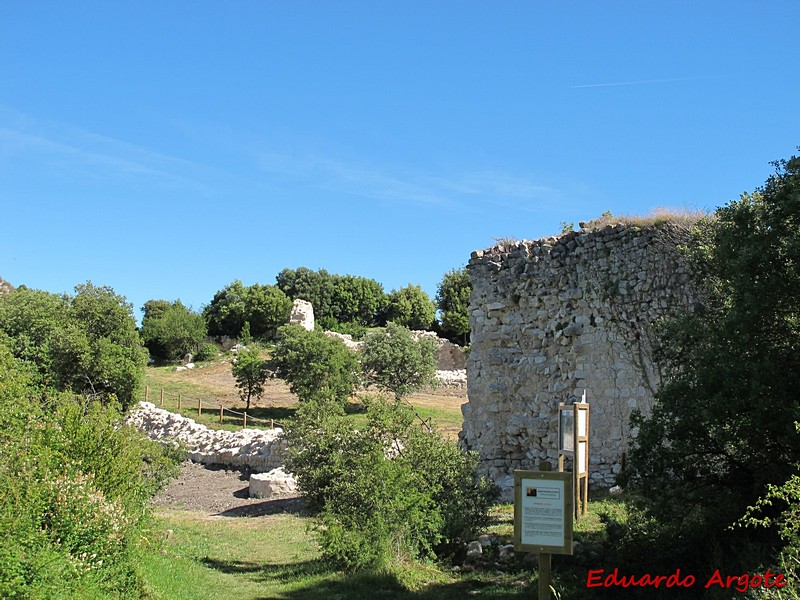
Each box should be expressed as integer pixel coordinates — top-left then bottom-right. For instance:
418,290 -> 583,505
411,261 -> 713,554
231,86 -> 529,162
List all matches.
526,487 -> 538,497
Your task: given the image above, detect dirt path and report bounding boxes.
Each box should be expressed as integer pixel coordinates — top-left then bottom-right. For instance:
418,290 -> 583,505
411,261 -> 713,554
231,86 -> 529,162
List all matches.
151,461 -> 304,518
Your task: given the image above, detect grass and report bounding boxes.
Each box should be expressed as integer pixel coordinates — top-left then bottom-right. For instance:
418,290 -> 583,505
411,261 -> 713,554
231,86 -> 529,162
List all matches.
139,494 -> 628,599
139,508 -> 536,599
580,207 -> 708,231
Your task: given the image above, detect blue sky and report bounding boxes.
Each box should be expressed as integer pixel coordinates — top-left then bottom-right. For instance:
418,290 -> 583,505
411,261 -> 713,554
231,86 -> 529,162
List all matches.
2,1 -> 798,322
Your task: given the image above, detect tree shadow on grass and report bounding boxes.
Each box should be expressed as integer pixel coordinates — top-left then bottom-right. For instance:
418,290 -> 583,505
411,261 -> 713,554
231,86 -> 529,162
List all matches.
214,496 -> 308,518
199,556 -> 533,600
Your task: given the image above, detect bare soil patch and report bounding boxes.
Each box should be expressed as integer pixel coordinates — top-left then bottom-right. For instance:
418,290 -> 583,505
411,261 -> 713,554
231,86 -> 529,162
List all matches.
151,460 -> 304,518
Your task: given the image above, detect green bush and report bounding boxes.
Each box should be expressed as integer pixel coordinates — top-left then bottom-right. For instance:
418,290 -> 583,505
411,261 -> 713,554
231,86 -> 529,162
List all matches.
360,323 -> 437,400
271,324 -> 361,404
286,396 -> 497,571
0,282 -> 148,410
0,341 -> 180,598
195,342 -> 219,362
317,317 -> 368,340
140,300 -> 207,361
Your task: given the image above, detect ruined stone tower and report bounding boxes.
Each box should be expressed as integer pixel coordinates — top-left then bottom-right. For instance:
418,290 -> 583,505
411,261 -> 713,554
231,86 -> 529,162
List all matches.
461,222 -> 696,492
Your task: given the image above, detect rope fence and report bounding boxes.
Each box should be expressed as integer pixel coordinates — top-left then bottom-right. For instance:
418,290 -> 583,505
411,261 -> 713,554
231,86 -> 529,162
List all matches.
144,385 -> 283,430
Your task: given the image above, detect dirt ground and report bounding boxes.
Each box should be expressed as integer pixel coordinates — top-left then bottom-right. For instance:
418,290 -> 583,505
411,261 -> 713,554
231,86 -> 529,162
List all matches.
151,460 -> 305,518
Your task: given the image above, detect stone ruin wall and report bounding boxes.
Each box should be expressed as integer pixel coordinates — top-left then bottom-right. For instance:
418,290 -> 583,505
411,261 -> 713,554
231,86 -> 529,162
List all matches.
460,223 -> 696,492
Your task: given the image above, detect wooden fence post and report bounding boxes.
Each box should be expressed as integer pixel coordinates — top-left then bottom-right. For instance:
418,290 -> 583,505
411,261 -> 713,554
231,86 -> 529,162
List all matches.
160,389 -> 164,407
145,385 -> 149,402
243,412 -> 247,429
270,418 -> 274,429
178,394 -> 182,410
219,405 -> 223,424
198,398 -> 202,417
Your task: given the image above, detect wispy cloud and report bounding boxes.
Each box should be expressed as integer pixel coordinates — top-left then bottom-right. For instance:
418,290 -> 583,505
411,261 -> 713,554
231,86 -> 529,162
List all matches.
571,76 -> 717,89
257,152 -> 566,212
0,105 -> 220,194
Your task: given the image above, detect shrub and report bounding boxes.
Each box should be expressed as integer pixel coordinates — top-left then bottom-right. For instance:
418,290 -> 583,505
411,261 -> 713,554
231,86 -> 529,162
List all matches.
286,396 -> 498,571
360,323 -> 437,400
0,341 -> 180,597
140,300 -> 207,361
271,324 -> 361,404
195,342 -> 219,362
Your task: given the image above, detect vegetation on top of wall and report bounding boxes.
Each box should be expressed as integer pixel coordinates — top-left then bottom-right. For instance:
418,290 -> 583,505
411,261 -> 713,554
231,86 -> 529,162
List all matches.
580,207 -> 708,232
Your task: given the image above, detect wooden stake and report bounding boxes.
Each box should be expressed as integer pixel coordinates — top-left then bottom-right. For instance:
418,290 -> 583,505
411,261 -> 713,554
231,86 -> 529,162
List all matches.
160,389 -> 164,407
219,405 -> 224,424
178,394 -> 182,410
243,412 -> 247,429
145,385 -> 150,402
539,553 -> 552,600
270,418 -> 274,429
198,398 -> 202,416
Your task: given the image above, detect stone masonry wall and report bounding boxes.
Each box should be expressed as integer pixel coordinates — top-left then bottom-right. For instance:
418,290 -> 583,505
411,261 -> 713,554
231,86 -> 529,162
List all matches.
460,223 -> 696,492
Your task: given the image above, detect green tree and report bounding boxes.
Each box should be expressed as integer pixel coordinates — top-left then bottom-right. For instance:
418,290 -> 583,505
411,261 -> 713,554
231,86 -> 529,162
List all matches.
0,282 -> 147,409
330,274 -> 386,326
360,323 -> 437,401
203,280 -> 292,339
141,299 -> 172,322
0,286 -> 68,384
271,324 -> 360,404
435,268 -> 472,345
622,153 -> 800,572
383,284 -> 436,330
277,267 -> 387,327
232,344 -> 268,411
276,267 -> 335,321
140,300 -> 207,361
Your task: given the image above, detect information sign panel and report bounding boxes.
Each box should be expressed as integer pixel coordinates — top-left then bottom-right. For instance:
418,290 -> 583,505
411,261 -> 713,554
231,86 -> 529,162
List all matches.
577,407 -> 587,437
514,471 -> 573,555
559,409 -> 574,453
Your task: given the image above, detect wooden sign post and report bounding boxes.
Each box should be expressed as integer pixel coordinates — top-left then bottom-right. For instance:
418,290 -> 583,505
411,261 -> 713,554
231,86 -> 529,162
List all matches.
514,471 -> 573,600
558,392 -> 590,519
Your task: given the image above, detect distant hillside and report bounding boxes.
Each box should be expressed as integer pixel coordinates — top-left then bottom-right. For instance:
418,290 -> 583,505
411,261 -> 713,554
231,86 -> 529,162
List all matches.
0,277 -> 14,295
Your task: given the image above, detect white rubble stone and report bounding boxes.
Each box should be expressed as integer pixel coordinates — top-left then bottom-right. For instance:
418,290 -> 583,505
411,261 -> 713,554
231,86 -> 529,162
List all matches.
125,402 -> 287,472
324,331 -> 363,350
435,369 -> 467,387
466,541 -> 483,558
249,467 -> 298,499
